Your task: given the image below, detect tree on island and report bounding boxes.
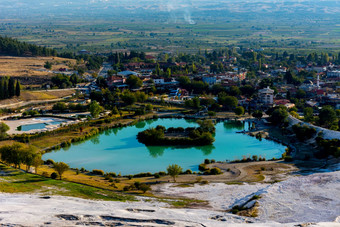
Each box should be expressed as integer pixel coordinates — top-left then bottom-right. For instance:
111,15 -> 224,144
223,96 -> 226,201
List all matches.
53,162 -> 69,180
167,164 -> 182,183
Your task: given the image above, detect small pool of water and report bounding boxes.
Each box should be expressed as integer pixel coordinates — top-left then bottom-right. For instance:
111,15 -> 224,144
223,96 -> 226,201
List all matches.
17,119 -> 66,131
43,118 -> 286,175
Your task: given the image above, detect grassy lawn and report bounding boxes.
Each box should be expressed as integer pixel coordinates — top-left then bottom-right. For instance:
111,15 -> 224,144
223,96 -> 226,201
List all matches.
0,163 -> 135,201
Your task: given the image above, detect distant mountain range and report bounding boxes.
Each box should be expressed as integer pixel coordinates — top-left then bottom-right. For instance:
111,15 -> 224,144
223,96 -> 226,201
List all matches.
0,0 -> 339,21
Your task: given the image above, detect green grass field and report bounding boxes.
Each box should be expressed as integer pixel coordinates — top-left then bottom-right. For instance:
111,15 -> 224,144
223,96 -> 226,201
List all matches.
1,17 -> 340,54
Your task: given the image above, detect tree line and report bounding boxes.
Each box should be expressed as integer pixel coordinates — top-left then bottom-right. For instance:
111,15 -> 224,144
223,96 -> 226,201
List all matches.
0,35 -> 57,57
0,77 -> 20,100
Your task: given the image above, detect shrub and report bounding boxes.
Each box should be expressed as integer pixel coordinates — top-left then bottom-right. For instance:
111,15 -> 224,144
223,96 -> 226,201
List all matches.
134,181 -> 141,190
139,184 -> 151,193
50,172 -> 58,179
209,167 -> 222,175
184,169 -> 192,174
210,159 -> 216,163
92,169 -> 104,175
44,159 -> 55,165
284,156 -> 293,162
108,172 -> 117,177
154,173 -> 160,178
204,159 -> 210,164
252,155 -> 258,161
292,124 -> 316,141
123,186 -> 130,191
158,171 -> 166,176
114,179 -> 120,183
198,164 -> 208,171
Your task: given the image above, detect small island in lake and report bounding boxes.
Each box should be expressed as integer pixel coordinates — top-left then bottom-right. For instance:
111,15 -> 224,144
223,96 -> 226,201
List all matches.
137,119 -> 216,146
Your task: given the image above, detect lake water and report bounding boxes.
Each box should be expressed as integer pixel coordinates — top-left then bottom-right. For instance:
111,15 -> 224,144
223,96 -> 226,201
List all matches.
43,118 -> 286,175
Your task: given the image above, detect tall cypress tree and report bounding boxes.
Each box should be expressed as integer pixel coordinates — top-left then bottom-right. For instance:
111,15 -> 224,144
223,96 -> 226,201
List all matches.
8,78 -> 15,97
15,80 -> 20,97
0,79 -> 4,100
3,79 -> 8,99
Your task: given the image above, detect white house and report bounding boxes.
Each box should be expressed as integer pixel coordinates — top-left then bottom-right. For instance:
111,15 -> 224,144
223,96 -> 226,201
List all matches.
258,86 -> 274,105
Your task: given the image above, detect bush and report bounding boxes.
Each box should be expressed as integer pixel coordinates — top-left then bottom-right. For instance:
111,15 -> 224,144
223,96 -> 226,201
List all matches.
123,186 -> 130,191
284,156 -> 293,162
139,184 -> 151,193
42,172 -> 49,177
44,159 -> 55,165
292,124 -> 316,141
50,172 -> 58,179
91,169 -> 105,175
158,171 -> 166,176
184,169 -> 192,174
209,167 -> 222,175
154,173 -> 160,178
198,163 -> 208,171
108,172 -> 117,177
204,159 -> 210,164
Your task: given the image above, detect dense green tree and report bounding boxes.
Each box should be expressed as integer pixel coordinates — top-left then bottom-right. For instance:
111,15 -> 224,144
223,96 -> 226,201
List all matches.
252,110 -> 263,120
89,101 -> 103,118
52,102 -> 67,112
44,61 -> 53,70
303,107 -> 314,123
15,80 -> 20,97
234,106 -> 245,116
0,35 -> 56,57
126,75 -> 143,89
167,164 -> 183,182
318,106 -> 337,128
53,162 -> 69,180
0,122 -> 9,139
121,90 -> 137,106
8,78 -> 15,97
269,106 -> 288,125
218,93 -> 238,110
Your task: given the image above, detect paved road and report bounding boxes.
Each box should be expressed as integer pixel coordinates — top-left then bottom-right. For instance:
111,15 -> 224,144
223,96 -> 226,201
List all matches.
98,62 -> 113,78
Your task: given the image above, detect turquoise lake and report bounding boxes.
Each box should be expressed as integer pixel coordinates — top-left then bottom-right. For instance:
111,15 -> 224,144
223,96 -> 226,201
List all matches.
43,118 -> 286,175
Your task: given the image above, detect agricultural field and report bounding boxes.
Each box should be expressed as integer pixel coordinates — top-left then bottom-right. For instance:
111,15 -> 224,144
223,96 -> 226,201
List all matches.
1,20 -> 340,55
0,56 -> 76,78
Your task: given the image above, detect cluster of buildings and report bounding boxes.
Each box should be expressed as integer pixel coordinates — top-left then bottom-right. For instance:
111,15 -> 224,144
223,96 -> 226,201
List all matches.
78,51 -> 340,110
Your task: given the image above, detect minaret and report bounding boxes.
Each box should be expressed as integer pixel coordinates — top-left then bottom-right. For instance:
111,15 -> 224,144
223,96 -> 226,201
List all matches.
317,75 -> 320,89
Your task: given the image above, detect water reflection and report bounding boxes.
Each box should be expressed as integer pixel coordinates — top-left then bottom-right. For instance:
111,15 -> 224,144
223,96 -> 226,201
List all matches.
145,118 -> 158,125
147,146 -> 166,158
146,144 -> 215,158
223,121 -> 245,131
90,136 -> 100,145
196,145 -> 215,155
135,121 -> 146,129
